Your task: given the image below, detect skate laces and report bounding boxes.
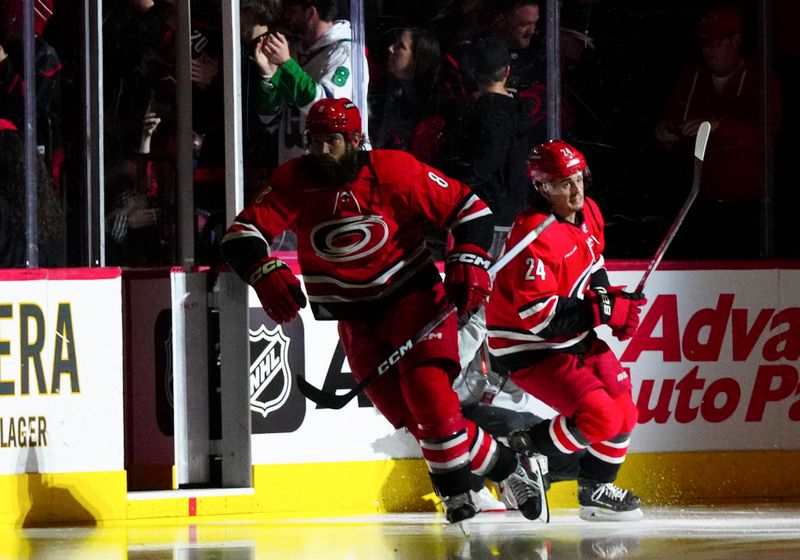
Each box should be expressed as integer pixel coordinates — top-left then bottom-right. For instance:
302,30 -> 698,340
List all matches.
443,492 -> 473,511
508,464 -> 538,502
592,482 -> 628,503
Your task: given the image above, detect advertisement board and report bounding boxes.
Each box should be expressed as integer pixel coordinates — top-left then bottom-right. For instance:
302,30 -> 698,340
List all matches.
247,266 -> 800,464
4,264 -> 797,476
0,269 -> 124,475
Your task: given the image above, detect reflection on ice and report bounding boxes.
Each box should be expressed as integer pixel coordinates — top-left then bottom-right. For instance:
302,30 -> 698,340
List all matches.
3,506 -> 800,560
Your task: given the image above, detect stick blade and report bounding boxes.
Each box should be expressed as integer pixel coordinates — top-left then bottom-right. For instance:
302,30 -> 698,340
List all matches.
695,121 -> 712,161
296,375 -> 351,409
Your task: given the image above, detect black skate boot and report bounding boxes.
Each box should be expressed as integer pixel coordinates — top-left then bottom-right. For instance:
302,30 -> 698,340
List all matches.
507,429 -> 536,455
441,491 -> 479,524
578,479 -> 643,521
499,457 -> 549,522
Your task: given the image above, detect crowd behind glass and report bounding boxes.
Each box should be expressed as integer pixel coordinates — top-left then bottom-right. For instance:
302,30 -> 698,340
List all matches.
1,0 -> 798,268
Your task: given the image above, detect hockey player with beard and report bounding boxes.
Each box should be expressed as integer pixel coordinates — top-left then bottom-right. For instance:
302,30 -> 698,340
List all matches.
486,140 -> 647,521
221,98 -> 546,524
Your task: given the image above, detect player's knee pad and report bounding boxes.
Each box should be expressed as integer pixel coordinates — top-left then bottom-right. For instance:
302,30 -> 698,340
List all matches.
572,389 -> 624,444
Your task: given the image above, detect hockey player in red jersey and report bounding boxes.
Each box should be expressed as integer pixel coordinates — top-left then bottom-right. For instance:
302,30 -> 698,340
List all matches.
486,140 -> 647,521
221,98 -> 546,523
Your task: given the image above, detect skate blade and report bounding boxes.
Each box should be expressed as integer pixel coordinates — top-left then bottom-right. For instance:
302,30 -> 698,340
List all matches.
527,455 -> 550,524
579,506 -> 644,522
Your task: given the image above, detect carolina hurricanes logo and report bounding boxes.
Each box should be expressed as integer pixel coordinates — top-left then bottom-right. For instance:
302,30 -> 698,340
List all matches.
311,215 -> 389,262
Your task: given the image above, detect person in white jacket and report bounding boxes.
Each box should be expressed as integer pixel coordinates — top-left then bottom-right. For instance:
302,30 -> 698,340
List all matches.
251,0 -> 369,165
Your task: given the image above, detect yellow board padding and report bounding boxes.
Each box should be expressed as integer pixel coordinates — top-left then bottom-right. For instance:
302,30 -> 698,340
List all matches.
127,460 -> 436,522
0,470 -> 127,527
253,459 -> 437,517
616,450 -> 800,505
545,449 -> 800,509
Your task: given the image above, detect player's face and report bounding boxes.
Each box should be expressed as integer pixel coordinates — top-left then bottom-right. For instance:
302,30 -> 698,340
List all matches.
507,5 -> 540,49
308,133 -> 349,161
541,172 -> 584,222
307,132 -> 361,184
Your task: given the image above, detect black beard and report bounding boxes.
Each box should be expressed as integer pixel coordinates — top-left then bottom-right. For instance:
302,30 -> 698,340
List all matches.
308,148 -> 359,186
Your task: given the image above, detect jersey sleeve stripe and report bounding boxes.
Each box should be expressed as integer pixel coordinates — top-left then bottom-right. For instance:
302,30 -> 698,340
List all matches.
450,194 -> 492,226
451,206 -> 493,228
592,254 -> 606,272
487,331 -> 592,355
222,221 -> 268,243
519,295 -> 558,320
519,295 -> 558,334
486,328 -> 548,342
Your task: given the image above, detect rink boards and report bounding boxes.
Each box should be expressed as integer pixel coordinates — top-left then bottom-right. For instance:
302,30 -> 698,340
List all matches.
0,262 -> 799,525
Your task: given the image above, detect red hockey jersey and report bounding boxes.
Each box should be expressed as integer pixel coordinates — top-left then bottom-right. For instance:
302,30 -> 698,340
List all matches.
486,197 -> 606,368
223,149 -> 492,319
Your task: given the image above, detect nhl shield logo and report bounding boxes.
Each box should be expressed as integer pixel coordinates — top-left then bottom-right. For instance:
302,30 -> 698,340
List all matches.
249,324 -> 293,418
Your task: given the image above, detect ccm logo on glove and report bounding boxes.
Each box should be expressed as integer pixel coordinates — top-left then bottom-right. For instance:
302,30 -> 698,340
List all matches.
248,258 -> 307,324
249,258 -> 290,284
444,244 -> 493,316
446,251 -> 492,270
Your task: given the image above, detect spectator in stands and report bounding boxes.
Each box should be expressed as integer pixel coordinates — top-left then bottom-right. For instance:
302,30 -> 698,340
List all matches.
0,35 -> 24,127
459,36 -> 530,252
103,0 -> 176,157
370,27 -> 445,165
492,0 -> 547,150
0,118 -> 65,267
0,0 -> 63,189
105,107 -> 168,267
102,0 -> 178,267
430,0 -> 497,133
240,0 -> 281,180
655,4 -> 782,258
251,0 -> 369,165
431,0 -> 496,58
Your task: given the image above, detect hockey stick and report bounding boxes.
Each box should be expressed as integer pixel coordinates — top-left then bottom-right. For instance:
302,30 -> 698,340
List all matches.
634,121 -> 711,293
297,214 -> 558,409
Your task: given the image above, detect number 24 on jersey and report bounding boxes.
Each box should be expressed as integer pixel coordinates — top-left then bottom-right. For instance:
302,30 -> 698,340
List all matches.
525,257 -> 546,281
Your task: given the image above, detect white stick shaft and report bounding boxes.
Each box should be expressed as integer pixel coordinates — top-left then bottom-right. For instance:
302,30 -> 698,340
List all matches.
635,121 -> 711,293
490,214 -> 556,278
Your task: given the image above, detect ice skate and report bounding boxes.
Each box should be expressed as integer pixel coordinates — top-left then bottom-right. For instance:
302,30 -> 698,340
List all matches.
498,457 -> 549,522
470,485 -> 506,512
578,479 -> 644,521
441,491 -> 479,524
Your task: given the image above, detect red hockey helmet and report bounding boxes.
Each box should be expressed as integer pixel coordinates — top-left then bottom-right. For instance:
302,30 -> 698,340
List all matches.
305,98 -> 362,143
528,140 -> 588,184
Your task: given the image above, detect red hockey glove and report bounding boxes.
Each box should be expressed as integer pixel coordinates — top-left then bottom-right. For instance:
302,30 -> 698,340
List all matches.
248,258 -> 307,324
587,286 -> 647,340
611,290 -> 647,341
444,244 -> 493,316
